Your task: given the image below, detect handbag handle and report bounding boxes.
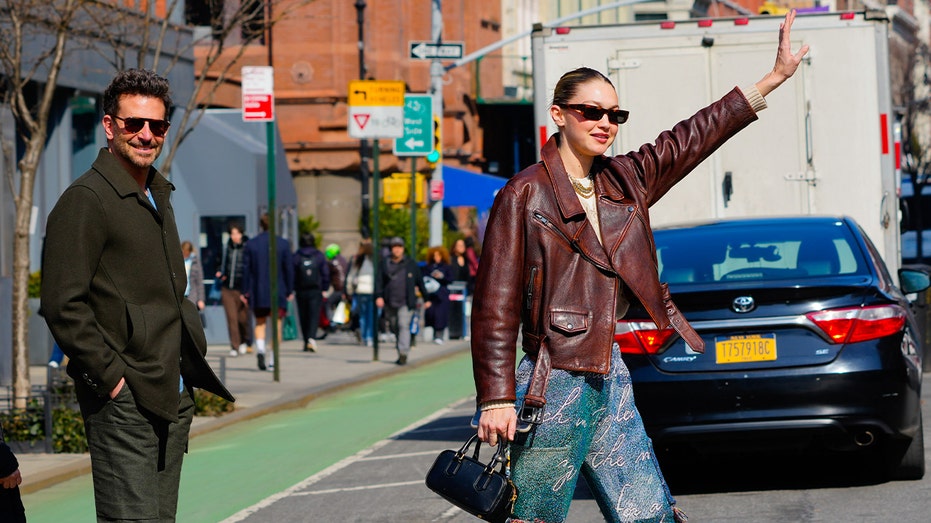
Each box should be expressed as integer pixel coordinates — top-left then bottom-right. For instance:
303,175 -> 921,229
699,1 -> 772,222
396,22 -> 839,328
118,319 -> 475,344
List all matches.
458,434 -> 509,475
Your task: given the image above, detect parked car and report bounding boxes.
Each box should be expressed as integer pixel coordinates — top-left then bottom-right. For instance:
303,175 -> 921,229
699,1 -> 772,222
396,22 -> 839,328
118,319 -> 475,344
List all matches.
617,216 -> 930,479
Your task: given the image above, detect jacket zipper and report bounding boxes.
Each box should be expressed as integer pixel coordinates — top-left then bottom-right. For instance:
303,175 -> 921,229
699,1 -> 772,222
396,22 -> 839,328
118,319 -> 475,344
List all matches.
526,266 -> 537,311
532,211 -> 614,274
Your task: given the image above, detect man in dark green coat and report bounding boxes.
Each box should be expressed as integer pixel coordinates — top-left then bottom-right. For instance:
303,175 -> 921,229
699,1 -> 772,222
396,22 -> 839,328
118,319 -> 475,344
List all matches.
40,69 -> 234,521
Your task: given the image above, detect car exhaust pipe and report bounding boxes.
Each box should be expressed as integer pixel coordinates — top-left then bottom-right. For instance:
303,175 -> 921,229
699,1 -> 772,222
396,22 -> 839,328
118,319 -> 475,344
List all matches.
854,430 -> 875,447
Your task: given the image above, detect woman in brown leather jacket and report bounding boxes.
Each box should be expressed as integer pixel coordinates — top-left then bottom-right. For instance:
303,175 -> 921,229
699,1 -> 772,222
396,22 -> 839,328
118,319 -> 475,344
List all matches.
471,11 -> 809,523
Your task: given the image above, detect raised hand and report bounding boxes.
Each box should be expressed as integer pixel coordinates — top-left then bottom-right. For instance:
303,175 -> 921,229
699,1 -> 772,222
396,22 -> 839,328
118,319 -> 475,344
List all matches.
756,9 -> 811,97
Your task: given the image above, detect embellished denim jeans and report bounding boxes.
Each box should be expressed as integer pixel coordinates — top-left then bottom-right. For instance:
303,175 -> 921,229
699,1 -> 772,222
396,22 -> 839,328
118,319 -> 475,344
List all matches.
510,344 -> 678,523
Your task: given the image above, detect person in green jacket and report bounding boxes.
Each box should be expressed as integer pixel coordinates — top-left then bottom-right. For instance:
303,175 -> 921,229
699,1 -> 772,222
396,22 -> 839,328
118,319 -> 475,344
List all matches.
41,68 -> 233,521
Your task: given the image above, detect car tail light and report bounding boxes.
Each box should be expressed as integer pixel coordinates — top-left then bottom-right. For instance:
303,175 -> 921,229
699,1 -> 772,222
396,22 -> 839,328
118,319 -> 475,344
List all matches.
615,321 -> 676,354
806,305 -> 906,344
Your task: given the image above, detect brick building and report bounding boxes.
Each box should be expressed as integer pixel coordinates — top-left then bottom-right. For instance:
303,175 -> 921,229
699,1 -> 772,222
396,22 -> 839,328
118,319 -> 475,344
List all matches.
193,0 -> 506,247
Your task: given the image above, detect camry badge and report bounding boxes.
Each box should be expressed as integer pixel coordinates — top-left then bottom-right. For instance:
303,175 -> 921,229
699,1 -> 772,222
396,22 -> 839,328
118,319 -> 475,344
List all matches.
732,296 -> 755,313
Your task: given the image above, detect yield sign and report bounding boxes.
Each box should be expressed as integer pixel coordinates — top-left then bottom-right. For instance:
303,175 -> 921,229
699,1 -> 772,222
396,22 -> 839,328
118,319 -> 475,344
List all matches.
353,114 -> 371,129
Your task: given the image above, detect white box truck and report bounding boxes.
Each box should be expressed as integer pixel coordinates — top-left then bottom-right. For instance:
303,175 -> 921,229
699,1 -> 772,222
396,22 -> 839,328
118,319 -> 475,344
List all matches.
531,10 -> 900,272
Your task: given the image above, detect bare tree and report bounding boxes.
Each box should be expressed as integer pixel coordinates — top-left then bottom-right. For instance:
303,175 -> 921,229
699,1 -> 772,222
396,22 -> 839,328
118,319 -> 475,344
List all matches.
0,0 -> 306,409
0,0 -> 87,408
895,40 -> 931,263
86,0 -> 308,173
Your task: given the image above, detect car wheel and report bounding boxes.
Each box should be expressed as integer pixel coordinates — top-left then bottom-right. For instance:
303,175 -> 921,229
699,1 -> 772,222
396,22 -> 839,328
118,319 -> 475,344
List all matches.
889,413 -> 926,481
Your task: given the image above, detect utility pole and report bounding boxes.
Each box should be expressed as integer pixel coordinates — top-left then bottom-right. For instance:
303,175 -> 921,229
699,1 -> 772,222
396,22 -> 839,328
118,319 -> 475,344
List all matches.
355,0 -> 372,238
429,0 -> 444,246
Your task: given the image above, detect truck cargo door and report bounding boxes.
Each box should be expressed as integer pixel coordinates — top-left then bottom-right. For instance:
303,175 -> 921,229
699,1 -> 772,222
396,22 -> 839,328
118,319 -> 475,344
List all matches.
712,42 -> 810,220
612,39 -> 809,226
613,46 -> 716,224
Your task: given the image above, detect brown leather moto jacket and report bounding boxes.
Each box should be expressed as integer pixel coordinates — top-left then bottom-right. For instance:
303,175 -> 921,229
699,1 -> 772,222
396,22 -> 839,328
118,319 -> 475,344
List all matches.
471,88 -> 758,405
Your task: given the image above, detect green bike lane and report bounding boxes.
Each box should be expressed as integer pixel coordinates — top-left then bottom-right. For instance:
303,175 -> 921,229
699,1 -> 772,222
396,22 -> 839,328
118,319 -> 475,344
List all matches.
22,350 -> 475,523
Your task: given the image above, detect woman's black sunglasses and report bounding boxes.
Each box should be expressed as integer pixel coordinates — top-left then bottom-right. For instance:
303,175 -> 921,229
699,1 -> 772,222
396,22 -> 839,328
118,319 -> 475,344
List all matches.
560,104 -> 629,125
110,115 -> 171,137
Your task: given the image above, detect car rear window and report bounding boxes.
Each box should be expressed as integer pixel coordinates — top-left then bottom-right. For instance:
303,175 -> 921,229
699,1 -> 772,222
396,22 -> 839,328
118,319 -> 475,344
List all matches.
655,222 -> 868,284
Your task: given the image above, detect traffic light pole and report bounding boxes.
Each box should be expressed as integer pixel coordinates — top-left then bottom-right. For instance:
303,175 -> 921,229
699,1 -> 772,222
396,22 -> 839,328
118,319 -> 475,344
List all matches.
411,156 -> 418,250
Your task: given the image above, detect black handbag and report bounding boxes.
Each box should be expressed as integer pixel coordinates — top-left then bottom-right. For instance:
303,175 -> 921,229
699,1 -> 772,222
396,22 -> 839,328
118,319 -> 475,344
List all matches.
425,434 -> 517,522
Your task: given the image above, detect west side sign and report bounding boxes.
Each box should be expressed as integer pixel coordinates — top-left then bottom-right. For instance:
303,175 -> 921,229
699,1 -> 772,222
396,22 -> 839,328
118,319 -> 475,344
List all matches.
348,80 -> 405,139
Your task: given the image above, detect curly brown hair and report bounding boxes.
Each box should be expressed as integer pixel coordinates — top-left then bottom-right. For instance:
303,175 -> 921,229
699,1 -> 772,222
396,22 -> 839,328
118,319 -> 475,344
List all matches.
426,245 -> 450,264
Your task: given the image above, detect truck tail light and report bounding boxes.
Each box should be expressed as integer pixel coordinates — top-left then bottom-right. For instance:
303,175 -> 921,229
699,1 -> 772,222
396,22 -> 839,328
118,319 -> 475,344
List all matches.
807,305 -> 906,343
615,321 -> 676,354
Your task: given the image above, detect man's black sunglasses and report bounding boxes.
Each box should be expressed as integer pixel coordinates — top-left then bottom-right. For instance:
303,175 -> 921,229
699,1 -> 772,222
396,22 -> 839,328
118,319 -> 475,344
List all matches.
560,104 -> 629,125
110,115 -> 170,137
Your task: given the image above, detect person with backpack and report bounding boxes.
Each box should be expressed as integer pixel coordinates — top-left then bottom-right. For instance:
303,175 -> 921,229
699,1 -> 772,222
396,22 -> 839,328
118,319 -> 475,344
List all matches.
293,233 -> 330,352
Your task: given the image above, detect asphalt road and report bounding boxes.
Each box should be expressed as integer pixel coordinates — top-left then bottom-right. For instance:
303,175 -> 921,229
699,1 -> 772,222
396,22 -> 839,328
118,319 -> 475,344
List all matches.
220,389 -> 931,523
21,350 -> 931,522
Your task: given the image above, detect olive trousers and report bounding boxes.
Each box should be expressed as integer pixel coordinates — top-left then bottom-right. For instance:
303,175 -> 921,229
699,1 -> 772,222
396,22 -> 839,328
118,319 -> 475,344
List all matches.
77,383 -> 194,522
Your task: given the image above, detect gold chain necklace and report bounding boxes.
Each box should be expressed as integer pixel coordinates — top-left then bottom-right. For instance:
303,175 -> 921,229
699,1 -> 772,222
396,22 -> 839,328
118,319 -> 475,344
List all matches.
569,175 -> 594,198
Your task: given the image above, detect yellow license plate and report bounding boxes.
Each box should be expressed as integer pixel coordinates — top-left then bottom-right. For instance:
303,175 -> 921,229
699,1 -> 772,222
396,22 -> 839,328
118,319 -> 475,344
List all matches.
715,334 -> 777,364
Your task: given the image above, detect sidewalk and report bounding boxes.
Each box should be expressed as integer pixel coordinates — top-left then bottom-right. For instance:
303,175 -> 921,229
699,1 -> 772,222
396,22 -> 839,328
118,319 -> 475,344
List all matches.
19,329 -> 471,495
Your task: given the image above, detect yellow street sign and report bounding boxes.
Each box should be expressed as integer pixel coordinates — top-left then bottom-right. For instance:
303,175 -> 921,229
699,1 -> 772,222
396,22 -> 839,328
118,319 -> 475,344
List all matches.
349,80 -> 405,106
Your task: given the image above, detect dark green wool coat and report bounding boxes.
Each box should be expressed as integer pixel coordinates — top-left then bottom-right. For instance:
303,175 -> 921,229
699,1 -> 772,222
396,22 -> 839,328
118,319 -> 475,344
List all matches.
41,149 -> 233,422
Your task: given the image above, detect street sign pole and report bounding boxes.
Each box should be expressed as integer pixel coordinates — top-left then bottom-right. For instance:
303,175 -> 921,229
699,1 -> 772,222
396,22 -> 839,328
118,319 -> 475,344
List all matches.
266,121 -> 279,382
242,66 -> 281,381
429,0 -> 444,246
371,141 -> 381,362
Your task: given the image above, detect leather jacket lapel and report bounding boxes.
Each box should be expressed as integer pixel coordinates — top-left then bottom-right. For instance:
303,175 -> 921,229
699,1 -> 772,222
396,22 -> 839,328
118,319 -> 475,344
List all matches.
541,135 -> 585,221
540,135 -> 614,271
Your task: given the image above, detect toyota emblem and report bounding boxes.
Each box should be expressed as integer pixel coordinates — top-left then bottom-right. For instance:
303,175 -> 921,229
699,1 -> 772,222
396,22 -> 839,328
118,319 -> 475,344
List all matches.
732,295 -> 756,313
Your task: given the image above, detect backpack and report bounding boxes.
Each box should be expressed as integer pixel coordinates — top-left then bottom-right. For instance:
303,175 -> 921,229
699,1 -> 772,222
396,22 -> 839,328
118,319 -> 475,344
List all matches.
297,252 -> 322,290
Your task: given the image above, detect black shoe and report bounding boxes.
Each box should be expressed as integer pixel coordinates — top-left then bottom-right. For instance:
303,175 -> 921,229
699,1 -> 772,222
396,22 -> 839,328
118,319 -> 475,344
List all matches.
257,353 -> 266,371
395,354 -> 408,366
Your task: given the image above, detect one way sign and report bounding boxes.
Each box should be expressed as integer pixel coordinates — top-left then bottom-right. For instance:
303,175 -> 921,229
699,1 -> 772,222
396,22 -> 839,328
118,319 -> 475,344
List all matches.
409,41 -> 464,60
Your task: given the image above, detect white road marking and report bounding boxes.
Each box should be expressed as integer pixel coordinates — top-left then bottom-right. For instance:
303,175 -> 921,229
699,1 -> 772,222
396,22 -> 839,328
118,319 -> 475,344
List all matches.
357,450 -> 444,460
292,479 -> 424,496
220,397 -> 473,522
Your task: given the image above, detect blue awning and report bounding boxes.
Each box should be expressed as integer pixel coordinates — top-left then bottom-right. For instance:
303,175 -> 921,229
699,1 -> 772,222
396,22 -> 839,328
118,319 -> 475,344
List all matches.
442,165 -> 507,214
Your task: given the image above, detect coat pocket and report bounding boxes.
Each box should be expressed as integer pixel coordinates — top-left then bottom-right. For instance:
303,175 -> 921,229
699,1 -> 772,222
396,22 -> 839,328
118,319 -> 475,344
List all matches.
548,308 -> 590,335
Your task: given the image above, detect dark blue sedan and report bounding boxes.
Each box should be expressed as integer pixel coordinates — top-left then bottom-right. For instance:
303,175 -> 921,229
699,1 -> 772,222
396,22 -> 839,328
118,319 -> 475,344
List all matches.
617,216 -> 930,480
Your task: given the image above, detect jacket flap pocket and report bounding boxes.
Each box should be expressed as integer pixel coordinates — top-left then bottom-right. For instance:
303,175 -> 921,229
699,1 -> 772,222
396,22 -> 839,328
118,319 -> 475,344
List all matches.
549,309 -> 590,334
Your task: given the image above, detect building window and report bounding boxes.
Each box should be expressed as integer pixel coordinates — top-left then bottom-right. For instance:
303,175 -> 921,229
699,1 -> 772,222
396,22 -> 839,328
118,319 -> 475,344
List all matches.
241,0 -> 266,44
185,0 -> 225,40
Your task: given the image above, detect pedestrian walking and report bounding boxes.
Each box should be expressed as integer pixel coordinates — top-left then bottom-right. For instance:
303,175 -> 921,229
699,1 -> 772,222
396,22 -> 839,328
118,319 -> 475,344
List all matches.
242,213 -> 295,371
347,239 -> 376,346
322,243 -> 349,334
293,233 -> 329,352
41,68 -> 234,521
375,237 -> 430,365
422,246 -> 455,344
217,223 -> 253,357
181,240 -> 206,317
471,11 -> 808,522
